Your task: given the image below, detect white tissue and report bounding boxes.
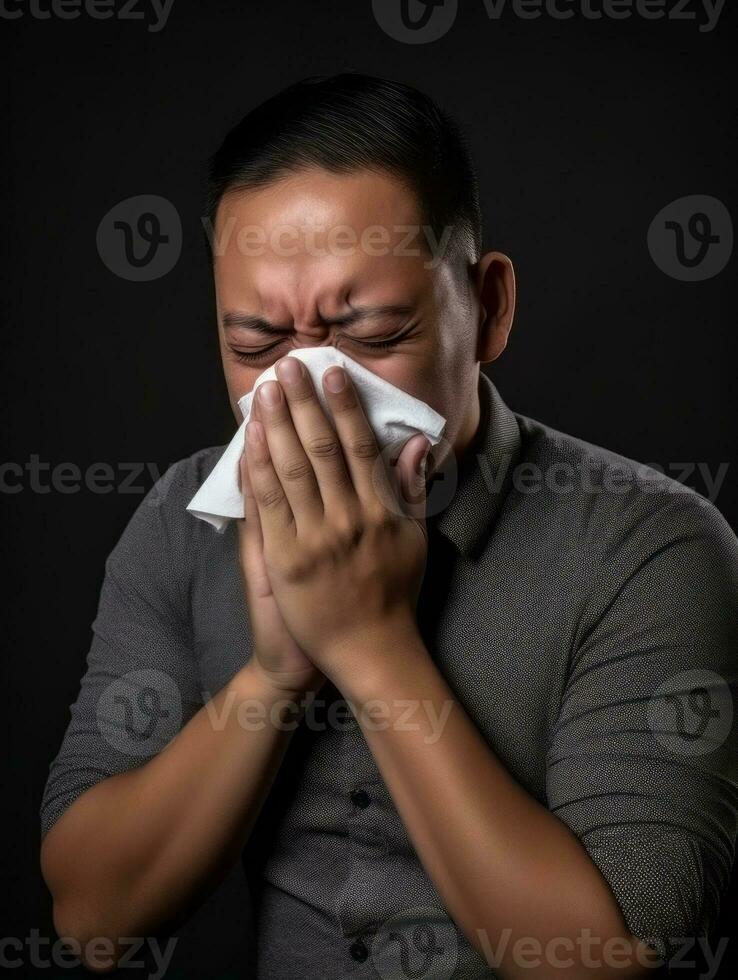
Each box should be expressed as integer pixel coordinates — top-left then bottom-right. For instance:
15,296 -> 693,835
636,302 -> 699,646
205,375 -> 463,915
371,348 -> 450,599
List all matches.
186,346 -> 447,532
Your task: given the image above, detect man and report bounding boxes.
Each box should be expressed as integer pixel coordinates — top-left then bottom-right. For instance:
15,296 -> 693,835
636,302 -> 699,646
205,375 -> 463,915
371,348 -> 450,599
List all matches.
40,73 -> 738,979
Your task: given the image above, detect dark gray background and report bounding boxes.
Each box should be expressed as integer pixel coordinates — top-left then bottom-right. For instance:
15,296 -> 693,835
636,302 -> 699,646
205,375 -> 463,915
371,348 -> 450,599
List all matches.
2,1 -> 735,976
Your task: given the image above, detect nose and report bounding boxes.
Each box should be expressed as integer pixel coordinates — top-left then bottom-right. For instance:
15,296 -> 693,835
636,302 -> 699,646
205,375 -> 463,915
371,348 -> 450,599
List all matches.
290,327 -> 341,350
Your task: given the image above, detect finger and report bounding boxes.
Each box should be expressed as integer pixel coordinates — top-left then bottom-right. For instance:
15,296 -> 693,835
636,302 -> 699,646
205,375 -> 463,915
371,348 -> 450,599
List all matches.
244,418 -> 296,552
252,378 -> 324,533
321,366 -> 395,514
395,435 -> 430,523
237,446 -> 269,593
240,437 -> 262,543
274,356 -> 355,520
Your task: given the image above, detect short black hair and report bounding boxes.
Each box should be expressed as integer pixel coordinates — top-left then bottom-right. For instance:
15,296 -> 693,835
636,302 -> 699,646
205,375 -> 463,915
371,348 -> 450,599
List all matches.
205,72 -> 482,274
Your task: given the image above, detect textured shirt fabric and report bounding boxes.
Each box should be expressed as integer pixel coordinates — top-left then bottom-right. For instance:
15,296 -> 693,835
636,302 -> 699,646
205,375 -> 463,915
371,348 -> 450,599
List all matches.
40,371 -> 738,979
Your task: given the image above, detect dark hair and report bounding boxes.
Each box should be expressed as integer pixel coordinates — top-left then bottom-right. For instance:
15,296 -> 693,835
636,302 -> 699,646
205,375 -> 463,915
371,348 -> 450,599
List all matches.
205,72 -> 483,274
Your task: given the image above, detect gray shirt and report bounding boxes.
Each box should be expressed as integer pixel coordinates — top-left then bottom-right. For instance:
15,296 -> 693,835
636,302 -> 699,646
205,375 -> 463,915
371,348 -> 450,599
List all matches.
40,372 -> 738,979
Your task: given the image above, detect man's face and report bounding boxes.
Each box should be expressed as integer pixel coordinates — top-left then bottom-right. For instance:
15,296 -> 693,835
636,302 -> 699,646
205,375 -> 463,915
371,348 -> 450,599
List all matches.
212,167 -> 483,462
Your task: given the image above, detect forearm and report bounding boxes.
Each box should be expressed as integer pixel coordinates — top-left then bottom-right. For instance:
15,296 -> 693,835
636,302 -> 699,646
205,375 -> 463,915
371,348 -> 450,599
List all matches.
41,659 -> 308,959
337,629 -> 662,980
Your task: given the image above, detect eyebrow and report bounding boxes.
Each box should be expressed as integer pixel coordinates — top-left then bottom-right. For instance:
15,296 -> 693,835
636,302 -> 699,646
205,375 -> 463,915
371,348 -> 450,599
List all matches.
222,304 -> 415,335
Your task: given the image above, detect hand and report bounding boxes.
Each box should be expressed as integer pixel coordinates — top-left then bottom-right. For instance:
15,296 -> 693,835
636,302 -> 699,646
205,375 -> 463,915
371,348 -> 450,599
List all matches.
243,357 -> 430,687
237,437 -> 327,697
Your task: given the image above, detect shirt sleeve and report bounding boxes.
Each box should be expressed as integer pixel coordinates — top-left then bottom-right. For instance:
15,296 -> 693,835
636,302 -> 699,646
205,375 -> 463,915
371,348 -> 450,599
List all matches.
40,459 -> 204,840
546,487 -> 738,964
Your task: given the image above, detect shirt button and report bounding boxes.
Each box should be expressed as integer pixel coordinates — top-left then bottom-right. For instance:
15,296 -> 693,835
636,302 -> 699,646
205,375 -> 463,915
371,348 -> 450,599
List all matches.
350,788 -> 371,809
349,939 -> 369,962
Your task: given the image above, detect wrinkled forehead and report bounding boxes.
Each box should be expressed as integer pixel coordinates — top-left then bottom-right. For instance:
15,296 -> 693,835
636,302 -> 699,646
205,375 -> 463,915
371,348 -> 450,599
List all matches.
211,169 -> 445,319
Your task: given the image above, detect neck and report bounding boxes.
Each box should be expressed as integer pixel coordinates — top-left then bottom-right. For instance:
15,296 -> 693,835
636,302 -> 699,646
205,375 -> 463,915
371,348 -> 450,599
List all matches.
429,370 -> 482,479
454,368 -> 484,462
455,387 -> 482,462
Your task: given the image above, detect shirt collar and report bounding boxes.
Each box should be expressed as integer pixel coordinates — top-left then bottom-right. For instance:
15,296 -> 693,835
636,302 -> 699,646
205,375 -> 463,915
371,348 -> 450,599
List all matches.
429,371 -> 522,560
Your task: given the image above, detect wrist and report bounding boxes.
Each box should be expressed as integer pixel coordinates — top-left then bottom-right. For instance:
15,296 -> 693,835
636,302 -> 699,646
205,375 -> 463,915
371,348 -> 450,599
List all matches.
326,611 -> 427,703
233,659 -> 322,712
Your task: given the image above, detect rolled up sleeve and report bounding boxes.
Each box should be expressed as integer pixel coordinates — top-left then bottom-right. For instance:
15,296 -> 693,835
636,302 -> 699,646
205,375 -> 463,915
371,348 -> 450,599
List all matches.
546,490 -> 738,963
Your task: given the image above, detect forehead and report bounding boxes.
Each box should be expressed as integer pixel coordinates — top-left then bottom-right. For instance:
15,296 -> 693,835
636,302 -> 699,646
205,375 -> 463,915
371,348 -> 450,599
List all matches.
215,168 -> 423,235
212,169 -> 437,315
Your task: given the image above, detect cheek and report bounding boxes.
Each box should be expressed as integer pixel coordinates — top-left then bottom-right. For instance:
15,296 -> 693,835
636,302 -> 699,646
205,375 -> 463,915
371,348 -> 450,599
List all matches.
222,359 -> 262,410
417,332 -> 477,428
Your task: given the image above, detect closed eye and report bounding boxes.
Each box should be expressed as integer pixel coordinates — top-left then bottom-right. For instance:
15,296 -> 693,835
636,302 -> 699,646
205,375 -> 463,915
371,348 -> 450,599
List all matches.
230,342 -> 286,364
349,324 -> 418,350
229,324 -> 418,364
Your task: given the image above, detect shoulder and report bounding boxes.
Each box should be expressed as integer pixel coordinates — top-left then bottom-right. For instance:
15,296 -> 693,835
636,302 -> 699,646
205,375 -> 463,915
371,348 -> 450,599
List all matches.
513,412 -> 738,573
105,444 -> 228,572
510,418 -> 738,694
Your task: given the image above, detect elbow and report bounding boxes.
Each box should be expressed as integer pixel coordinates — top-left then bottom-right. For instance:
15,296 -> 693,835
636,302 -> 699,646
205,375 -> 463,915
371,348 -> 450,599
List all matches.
51,900 -> 124,974
42,827 -> 130,972
45,864 -> 131,973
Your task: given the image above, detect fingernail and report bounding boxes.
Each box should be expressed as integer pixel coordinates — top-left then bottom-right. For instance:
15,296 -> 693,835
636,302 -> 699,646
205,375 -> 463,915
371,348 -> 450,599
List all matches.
247,420 -> 263,444
324,367 -> 346,393
415,442 -> 431,475
259,380 -> 281,405
277,357 -> 302,385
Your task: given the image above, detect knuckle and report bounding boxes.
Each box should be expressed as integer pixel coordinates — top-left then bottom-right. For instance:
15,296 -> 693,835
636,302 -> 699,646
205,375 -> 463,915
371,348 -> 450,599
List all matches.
366,505 -> 395,531
278,456 -> 313,482
306,434 -> 341,459
282,553 -> 314,583
332,514 -> 363,547
257,485 -> 286,510
286,384 -> 316,405
264,410 -> 290,431
327,388 -> 357,413
348,436 -> 379,461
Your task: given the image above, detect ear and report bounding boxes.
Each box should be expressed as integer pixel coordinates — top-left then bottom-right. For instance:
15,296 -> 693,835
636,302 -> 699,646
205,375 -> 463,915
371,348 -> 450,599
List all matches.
473,251 -> 516,364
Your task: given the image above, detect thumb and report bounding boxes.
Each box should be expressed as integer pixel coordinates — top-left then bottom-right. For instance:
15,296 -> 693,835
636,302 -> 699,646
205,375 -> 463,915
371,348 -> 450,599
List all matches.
396,434 -> 431,522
